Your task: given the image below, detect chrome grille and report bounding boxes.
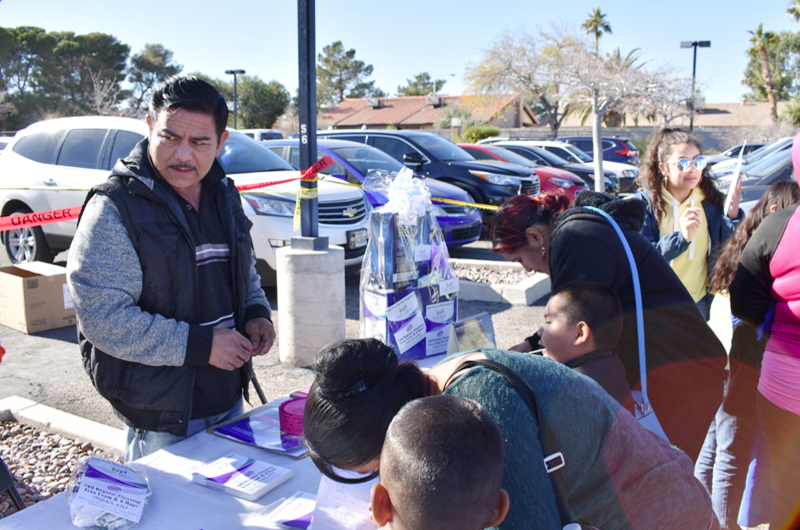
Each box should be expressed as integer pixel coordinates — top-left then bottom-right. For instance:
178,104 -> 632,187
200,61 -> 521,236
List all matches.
318,196 -> 368,225
519,179 -> 540,196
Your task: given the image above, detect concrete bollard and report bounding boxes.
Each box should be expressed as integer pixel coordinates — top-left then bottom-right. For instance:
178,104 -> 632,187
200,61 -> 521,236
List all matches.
276,244 -> 345,367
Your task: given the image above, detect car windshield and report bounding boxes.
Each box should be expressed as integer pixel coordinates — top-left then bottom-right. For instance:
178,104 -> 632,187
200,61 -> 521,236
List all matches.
508,145 -> 569,166
744,138 -> 792,165
217,132 -> 295,174
409,133 -> 474,162
484,146 -> 537,168
563,143 -> 593,162
742,149 -> 792,180
331,146 -> 406,174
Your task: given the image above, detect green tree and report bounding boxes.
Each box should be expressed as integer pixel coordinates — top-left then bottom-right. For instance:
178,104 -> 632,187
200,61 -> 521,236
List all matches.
316,41 -> 383,109
581,8 -> 612,55
128,43 -> 182,112
396,72 -> 442,96
788,0 -> 800,21
748,24 -> 780,126
465,24 -> 583,138
742,30 -> 800,102
433,103 -> 485,129
237,76 -> 290,129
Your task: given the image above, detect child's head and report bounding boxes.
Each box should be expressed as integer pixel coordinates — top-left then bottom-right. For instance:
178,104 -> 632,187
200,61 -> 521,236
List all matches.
538,281 -> 623,362
369,395 -> 509,530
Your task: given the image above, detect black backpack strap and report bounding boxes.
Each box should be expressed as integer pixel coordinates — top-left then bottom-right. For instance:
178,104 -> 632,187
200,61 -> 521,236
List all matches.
445,358 -> 572,526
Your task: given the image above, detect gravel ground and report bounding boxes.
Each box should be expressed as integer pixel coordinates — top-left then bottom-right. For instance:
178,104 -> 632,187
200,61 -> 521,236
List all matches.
0,420 -> 122,519
451,262 -> 535,285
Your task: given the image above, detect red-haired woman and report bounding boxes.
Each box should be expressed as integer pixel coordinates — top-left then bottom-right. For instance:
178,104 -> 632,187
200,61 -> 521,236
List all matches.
491,191 -> 727,462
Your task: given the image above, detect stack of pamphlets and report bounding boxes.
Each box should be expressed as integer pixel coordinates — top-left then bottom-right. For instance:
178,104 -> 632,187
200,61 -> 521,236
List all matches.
191,453 -> 293,502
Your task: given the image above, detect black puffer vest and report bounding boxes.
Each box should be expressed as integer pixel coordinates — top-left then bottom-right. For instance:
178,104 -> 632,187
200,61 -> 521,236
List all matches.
79,141 -> 255,436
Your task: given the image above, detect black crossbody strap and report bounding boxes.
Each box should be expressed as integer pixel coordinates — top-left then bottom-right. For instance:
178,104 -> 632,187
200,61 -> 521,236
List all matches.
445,358 -> 572,526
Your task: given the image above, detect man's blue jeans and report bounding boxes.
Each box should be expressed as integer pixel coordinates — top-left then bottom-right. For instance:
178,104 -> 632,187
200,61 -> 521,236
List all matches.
695,398 -> 757,530
123,399 -> 245,463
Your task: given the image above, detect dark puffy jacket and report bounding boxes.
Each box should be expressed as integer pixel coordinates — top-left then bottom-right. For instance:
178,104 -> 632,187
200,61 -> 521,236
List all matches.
548,192 -> 727,460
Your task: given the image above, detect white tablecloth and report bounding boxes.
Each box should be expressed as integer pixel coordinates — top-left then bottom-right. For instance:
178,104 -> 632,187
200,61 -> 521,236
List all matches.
0,401 -> 323,530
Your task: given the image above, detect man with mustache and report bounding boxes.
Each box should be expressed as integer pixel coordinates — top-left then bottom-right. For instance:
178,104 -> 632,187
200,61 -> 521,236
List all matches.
67,76 -> 275,462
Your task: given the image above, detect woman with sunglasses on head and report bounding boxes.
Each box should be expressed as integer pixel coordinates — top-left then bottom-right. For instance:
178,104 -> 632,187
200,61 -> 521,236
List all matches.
634,127 -> 743,321
304,338 -> 718,530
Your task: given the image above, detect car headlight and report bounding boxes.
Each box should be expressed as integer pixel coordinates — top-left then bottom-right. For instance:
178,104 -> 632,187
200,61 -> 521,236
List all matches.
469,170 -> 519,186
621,169 -> 638,178
548,177 -> 575,189
243,194 -> 295,217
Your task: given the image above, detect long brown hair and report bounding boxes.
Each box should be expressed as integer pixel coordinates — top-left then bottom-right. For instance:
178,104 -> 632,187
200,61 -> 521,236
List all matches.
637,127 -> 725,223
709,181 -> 800,294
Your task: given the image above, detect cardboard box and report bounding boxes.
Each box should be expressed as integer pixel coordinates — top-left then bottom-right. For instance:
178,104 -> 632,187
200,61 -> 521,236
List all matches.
0,262 -> 76,334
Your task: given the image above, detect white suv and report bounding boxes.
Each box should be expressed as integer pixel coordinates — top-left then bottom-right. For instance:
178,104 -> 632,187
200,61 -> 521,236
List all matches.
0,117 -> 370,285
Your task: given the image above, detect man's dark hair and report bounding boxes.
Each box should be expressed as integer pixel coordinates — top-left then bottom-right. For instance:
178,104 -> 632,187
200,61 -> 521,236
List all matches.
381,395 -> 505,530
148,75 -> 229,141
551,281 -> 623,351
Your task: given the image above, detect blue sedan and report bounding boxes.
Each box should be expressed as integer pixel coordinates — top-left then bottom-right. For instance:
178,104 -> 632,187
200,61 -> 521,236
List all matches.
263,139 -> 483,246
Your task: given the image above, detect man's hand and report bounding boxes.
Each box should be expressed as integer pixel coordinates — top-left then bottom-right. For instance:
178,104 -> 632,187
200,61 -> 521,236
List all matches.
679,207 -> 701,243
245,317 -> 276,356
209,328 -> 252,370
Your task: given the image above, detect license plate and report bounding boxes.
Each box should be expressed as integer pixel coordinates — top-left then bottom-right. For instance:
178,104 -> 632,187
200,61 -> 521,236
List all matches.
347,229 -> 368,249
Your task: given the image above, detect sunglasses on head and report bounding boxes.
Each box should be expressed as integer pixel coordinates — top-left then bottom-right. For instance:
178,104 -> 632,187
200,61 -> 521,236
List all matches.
669,156 -> 708,172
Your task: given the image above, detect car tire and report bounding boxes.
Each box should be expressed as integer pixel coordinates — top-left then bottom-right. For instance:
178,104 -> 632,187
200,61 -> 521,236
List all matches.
3,208 -> 55,263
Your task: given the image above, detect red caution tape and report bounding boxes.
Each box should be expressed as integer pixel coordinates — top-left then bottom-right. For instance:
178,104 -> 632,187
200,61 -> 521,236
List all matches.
234,176 -> 301,191
0,206 -> 84,231
301,156 -> 333,180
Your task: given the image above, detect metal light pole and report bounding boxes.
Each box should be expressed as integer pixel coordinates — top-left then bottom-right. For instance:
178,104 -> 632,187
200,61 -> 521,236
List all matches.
225,69 -> 245,129
296,0 -> 321,242
680,41 -> 710,132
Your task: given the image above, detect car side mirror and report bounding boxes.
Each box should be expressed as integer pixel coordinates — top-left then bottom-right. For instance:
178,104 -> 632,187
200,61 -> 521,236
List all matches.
403,153 -> 428,172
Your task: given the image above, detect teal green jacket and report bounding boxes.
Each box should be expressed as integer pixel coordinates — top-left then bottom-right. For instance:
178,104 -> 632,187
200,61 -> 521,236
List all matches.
443,350 -> 716,530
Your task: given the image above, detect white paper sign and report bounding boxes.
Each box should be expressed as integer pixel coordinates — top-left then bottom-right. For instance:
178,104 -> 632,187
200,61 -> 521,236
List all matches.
386,291 -> 420,322
73,458 -> 149,523
414,244 -> 431,262
426,324 -> 452,356
392,312 -> 426,353
427,300 -> 455,323
438,278 -> 459,297
363,317 -> 386,341
313,472 -> 377,530
362,290 -> 387,318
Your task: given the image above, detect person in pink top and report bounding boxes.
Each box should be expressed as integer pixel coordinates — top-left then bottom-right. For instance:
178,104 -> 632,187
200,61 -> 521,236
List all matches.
729,131 -> 800,530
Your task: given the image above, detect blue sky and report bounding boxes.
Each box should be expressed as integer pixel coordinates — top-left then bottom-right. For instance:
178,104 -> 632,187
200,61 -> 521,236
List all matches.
1,0 -> 798,103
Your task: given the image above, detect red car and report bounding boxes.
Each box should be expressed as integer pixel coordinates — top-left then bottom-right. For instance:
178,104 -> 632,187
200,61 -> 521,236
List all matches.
459,143 -> 587,203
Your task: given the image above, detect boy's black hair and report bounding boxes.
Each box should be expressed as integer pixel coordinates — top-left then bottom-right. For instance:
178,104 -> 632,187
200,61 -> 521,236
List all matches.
381,395 -> 505,530
551,281 -> 623,351
148,75 -> 229,140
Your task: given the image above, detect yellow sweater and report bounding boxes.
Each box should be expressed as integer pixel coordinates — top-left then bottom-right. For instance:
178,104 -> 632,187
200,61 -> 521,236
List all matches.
658,187 -> 709,302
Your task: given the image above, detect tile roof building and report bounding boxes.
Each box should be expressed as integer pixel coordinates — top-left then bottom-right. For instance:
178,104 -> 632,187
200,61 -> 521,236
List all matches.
319,93 -> 539,130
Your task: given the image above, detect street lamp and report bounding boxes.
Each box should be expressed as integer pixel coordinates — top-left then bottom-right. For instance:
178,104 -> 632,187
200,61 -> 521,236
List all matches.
225,69 -> 246,129
431,73 -> 454,95
680,41 -> 710,131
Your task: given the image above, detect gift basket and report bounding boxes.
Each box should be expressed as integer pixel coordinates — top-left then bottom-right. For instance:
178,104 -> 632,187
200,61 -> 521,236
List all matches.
360,168 -> 459,361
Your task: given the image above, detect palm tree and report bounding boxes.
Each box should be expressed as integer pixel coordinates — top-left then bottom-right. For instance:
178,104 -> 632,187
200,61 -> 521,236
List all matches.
749,23 -> 779,127
788,0 -> 800,21
582,8 -> 612,55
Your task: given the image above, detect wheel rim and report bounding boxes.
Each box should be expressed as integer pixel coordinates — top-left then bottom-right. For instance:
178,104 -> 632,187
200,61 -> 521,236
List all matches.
7,226 -> 36,262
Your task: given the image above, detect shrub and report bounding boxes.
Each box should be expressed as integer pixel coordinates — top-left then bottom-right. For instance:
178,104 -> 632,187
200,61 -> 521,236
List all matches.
463,125 -> 500,144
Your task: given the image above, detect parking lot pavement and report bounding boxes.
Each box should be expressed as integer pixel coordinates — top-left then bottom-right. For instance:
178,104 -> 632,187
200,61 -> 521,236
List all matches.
0,247 -> 546,428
